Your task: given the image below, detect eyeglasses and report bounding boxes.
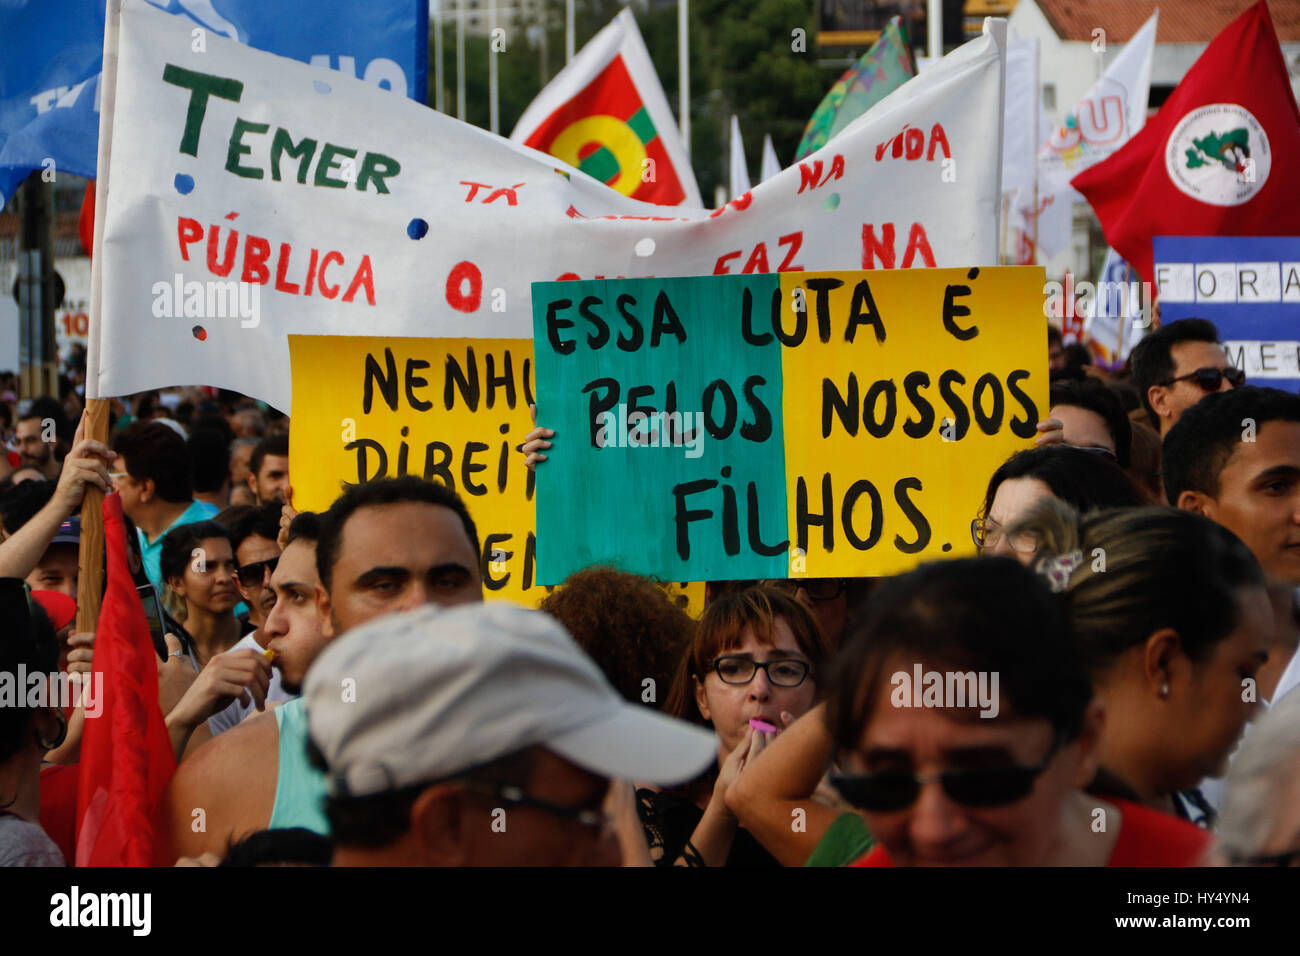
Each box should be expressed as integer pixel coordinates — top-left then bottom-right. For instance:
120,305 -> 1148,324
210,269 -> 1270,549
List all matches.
1157,366 -> 1246,391
830,733 -> 1064,813
458,780 -> 611,833
970,518 -> 1039,553
710,654 -> 811,688
236,555 -> 279,588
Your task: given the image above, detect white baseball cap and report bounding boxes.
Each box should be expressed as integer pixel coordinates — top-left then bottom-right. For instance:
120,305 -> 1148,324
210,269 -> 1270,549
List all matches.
304,602 -> 717,797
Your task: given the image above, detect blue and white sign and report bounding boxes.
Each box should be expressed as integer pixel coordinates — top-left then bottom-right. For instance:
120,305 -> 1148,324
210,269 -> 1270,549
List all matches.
0,0 -> 427,206
1153,236 -> 1300,392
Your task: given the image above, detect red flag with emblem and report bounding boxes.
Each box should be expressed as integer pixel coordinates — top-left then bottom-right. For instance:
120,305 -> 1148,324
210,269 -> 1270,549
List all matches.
1072,1 -> 1300,285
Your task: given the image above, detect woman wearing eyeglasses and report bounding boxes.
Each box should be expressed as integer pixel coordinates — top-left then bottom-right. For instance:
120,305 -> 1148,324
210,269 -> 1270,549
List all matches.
638,586 -> 833,866
1010,501 -> 1271,831
973,445 -> 1144,563
828,557 -> 1212,866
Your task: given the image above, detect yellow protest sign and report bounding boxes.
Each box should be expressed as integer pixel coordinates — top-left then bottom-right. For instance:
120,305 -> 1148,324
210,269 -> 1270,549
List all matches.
288,334 -> 706,614
779,267 -> 1047,577
288,335 -> 539,604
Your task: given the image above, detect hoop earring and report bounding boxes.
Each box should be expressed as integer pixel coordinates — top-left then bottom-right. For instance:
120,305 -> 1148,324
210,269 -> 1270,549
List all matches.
35,709 -> 68,751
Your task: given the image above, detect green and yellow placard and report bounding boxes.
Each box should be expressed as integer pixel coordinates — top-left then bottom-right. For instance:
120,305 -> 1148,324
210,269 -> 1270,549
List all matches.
531,267 -> 1049,583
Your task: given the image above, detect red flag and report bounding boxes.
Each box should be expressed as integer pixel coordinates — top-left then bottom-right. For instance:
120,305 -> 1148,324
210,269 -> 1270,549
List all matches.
1072,1 -> 1300,285
75,492 -> 175,866
78,180 -> 95,259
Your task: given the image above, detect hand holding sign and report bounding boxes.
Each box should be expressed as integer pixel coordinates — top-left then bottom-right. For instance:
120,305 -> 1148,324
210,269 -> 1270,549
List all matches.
521,404 -> 554,469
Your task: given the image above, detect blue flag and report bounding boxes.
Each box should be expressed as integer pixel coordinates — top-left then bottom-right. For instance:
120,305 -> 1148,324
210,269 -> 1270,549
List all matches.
0,0 -> 427,205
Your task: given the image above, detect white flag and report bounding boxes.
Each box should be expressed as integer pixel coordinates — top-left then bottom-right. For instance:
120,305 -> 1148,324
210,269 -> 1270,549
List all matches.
1001,39 -> 1039,199
760,135 -> 781,181
729,115 -> 750,198
1038,11 -> 1156,198
92,0 -> 1008,411
510,8 -> 701,208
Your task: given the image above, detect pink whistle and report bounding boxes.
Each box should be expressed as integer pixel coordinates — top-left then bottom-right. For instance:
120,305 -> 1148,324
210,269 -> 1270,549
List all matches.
749,718 -> 777,734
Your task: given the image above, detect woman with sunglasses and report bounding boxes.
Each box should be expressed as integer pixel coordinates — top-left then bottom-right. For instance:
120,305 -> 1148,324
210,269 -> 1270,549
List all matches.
828,557 -> 1212,866
1010,501 -> 1271,829
639,586 -> 832,866
973,445 -> 1143,563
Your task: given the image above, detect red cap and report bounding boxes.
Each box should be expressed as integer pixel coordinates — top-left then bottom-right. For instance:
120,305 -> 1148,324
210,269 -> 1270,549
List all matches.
31,590 -> 76,632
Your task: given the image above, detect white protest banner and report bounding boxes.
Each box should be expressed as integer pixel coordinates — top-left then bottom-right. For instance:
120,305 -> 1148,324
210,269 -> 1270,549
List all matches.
94,0 -> 1006,412
1038,11 -> 1156,199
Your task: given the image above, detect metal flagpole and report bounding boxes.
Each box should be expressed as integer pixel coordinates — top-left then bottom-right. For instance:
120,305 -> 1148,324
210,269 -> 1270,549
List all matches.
678,0 -> 690,153
927,0 -> 942,61
457,0 -> 466,121
566,0 -> 575,62
489,0 -> 499,133
434,0 -> 445,112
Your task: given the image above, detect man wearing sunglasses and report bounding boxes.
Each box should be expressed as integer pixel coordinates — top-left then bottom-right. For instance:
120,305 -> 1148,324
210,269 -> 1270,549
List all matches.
1131,317 -> 1244,436
305,602 -> 716,866
227,503 -> 283,632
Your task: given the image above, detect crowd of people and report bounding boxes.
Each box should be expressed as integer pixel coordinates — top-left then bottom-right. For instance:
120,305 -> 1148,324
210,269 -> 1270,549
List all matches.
1,316 -> 1299,867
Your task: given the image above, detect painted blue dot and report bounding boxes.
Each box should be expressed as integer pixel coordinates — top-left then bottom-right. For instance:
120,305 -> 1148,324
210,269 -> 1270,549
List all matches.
313,79 -> 332,95
407,218 -> 429,240
174,173 -> 194,195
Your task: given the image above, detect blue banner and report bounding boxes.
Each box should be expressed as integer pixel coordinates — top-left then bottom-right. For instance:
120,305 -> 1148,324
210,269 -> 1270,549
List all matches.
1153,236 -> 1300,393
0,0 -> 427,205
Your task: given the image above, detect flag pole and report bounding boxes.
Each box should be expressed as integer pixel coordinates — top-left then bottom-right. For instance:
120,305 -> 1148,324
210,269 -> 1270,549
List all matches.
678,0 -> 690,154
457,0 -> 466,120
566,0 -> 575,63
79,0 -> 124,634
927,0 -> 942,61
434,0 -> 445,112
489,0 -> 499,133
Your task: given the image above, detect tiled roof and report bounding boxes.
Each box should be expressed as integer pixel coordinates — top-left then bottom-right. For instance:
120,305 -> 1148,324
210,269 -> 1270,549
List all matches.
1035,0 -> 1300,43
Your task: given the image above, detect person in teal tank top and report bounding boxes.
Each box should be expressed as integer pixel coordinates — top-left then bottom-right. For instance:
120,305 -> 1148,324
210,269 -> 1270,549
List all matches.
268,698 -> 330,835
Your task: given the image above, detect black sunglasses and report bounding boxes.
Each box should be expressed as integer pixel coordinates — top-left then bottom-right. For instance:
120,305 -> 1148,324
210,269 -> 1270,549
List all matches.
236,555 -> 279,588
831,732 -> 1064,812
1158,366 -> 1246,391
458,780 -> 609,833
